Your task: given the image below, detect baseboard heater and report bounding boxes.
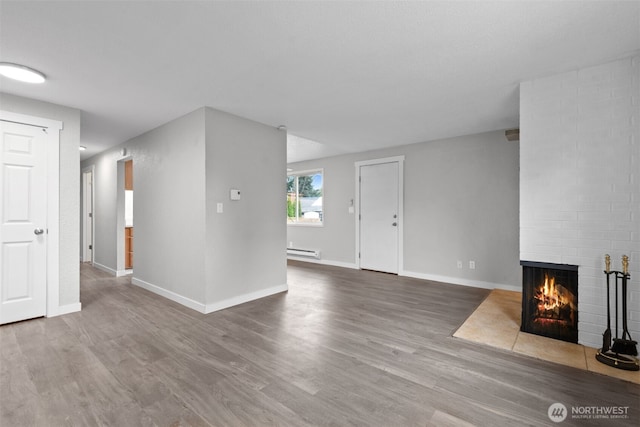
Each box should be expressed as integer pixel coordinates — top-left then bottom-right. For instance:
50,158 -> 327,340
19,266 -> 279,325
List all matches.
287,248 -> 320,259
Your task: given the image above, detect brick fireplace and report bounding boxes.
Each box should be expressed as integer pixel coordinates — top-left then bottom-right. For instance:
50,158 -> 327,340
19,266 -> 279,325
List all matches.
519,54 -> 639,348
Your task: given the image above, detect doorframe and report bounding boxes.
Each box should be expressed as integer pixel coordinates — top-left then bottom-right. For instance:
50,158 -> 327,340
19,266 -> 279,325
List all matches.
82,165 -> 95,263
0,110 -> 62,317
354,155 -> 405,272
116,155 -> 133,276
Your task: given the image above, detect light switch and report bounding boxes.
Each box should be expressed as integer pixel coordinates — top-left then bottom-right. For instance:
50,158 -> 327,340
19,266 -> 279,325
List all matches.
230,189 -> 241,200
217,202 -> 223,213
348,206 -> 354,214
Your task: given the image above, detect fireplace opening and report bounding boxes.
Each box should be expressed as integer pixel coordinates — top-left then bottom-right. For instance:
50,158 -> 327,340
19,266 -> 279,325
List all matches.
521,261 -> 578,343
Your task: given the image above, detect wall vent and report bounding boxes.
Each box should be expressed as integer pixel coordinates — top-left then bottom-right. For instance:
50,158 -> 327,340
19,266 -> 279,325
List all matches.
505,128 -> 520,141
287,248 -> 320,259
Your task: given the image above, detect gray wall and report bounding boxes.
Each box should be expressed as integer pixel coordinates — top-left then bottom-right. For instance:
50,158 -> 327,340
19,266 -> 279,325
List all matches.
288,130 -> 520,289
82,108 -> 207,303
287,154 -> 357,265
82,106 -> 287,310
0,92 -> 81,306
205,108 -> 287,304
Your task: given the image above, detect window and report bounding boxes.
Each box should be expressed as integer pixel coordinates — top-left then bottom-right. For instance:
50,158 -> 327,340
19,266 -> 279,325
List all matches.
287,169 -> 323,225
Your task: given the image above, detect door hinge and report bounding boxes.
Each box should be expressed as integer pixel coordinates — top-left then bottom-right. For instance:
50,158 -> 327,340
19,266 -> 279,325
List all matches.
358,252 -> 361,258
89,244 -> 92,250
89,212 -> 93,218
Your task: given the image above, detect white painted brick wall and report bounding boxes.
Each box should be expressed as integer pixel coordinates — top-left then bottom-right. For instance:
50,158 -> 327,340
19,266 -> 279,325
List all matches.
520,53 -> 640,349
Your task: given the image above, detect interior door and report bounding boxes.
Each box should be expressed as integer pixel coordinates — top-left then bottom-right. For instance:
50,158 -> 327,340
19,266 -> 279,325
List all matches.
0,120 -> 49,324
83,170 -> 93,262
359,161 -> 399,273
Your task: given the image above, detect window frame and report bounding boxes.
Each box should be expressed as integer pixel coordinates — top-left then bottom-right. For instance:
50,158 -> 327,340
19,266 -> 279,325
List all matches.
287,168 -> 324,227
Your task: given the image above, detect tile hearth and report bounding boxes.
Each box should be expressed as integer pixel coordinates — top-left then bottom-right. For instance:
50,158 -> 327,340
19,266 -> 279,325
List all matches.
453,289 -> 639,384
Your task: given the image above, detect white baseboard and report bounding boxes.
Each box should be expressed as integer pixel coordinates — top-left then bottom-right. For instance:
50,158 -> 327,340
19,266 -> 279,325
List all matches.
131,277 -> 207,313
93,263 -> 130,278
287,260 -> 518,291
93,262 -> 116,276
287,256 -> 358,270
401,270 -> 520,292
49,302 -> 82,317
205,284 -> 288,314
130,277 -> 288,315
57,302 -> 82,316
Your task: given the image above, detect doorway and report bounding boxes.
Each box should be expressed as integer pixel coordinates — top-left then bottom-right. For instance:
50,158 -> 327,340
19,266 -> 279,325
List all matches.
0,112 -> 62,324
82,166 -> 94,263
124,159 -> 133,270
116,157 -> 133,275
355,156 -> 404,274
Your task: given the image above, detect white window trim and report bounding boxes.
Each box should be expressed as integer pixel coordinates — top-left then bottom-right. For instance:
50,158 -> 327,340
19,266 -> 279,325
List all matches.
287,168 -> 324,227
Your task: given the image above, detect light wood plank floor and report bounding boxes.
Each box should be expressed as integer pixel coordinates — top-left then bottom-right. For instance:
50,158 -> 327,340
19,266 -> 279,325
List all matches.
1,260 -> 638,426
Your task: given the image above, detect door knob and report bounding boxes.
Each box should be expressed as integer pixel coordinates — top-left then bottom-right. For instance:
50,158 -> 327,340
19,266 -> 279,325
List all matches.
34,228 -> 44,235
392,222 -> 397,226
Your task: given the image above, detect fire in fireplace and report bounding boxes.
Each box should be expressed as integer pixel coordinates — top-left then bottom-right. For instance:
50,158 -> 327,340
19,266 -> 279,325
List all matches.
521,261 -> 578,343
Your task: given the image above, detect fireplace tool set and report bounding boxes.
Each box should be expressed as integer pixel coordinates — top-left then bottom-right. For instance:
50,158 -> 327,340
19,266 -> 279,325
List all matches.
596,254 -> 639,371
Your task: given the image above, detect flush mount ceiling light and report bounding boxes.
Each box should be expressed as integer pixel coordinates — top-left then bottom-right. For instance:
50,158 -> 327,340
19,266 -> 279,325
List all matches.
79,146 -> 87,151
0,62 -> 46,83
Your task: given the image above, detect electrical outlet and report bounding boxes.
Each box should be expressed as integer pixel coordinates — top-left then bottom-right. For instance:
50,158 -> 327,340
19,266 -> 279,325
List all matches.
457,260 -> 463,269
289,241 -> 293,248
469,261 -> 476,270
217,202 -> 223,213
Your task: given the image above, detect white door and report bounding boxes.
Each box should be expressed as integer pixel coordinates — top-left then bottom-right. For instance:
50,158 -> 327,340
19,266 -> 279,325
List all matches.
0,121 -> 49,324
83,170 -> 93,262
359,161 -> 400,273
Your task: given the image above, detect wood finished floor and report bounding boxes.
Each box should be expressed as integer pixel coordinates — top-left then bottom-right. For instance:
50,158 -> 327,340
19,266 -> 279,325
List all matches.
1,261 -> 638,427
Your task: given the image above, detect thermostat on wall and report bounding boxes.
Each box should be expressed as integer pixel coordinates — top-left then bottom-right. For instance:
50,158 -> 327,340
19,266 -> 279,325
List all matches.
230,189 -> 241,200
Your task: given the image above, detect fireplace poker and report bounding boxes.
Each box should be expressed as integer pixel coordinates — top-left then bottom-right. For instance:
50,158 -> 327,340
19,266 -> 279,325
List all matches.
615,267 -> 619,344
611,255 -> 637,356
601,254 -> 611,353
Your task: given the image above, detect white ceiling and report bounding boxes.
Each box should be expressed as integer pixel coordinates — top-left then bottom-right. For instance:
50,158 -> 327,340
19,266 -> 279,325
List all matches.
1,1 -> 638,162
